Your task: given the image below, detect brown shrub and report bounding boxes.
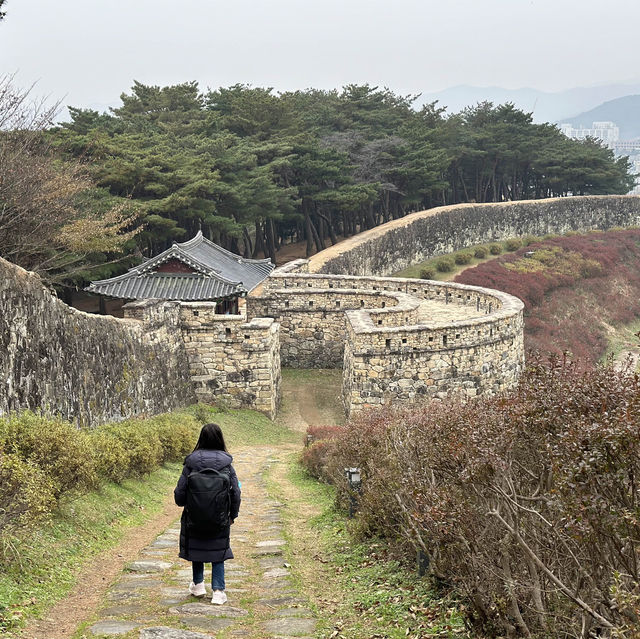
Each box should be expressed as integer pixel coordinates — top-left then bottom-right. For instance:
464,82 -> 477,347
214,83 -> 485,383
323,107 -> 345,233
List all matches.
314,359 -> 640,637
436,256 -> 455,272
454,251 -> 473,265
0,452 -> 56,532
474,246 -> 488,259
419,266 -> 436,279
100,420 -> 164,477
504,238 -> 522,251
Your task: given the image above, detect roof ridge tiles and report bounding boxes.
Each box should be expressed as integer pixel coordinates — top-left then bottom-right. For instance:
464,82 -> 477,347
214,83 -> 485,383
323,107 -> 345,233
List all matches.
86,230 -> 271,300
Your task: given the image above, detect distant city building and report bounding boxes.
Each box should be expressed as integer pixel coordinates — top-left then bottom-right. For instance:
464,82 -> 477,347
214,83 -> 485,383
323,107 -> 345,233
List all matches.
629,158 -> 640,195
559,121 -> 620,148
614,139 -> 640,154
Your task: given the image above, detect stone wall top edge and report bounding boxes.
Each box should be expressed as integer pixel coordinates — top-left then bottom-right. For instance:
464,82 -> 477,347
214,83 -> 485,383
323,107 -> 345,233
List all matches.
266,271 -> 522,308
0,258 -> 144,328
306,195 -> 640,272
262,280 -> 523,314
260,287 -> 404,299
272,259 -> 309,274
179,301 -> 219,308
244,317 -> 276,329
344,306 -> 522,335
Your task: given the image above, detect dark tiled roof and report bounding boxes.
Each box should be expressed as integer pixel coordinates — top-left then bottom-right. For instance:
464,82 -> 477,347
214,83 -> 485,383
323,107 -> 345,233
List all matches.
87,273 -> 242,301
86,231 -> 274,301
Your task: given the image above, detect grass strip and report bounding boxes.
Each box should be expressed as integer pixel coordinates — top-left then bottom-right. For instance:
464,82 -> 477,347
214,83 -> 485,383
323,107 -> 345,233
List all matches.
393,236 -> 543,281
267,454 -> 469,638
189,404 -> 300,448
0,463 -> 180,635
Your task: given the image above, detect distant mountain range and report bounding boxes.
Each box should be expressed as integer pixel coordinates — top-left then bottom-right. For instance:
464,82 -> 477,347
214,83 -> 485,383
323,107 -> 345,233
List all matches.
418,81 -> 640,127
561,95 -> 640,140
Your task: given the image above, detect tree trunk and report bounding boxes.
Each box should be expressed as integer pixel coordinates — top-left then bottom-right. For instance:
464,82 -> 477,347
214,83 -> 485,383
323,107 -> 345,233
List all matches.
309,216 -> 325,252
266,217 -> 277,263
242,226 -> 253,258
303,199 -> 314,257
364,203 -> 376,230
253,220 -> 265,258
316,211 -> 338,245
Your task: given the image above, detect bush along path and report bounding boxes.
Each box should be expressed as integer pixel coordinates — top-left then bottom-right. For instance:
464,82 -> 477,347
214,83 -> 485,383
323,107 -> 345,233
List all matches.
74,445 -> 316,639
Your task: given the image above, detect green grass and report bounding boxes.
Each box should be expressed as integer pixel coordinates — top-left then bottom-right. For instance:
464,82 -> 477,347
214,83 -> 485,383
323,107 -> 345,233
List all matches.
280,368 -> 343,383
602,318 -> 640,369
187,404 -> 299,447
268,457 -> 469,639
393,236 -> 542,281
0,403 -> 298,634
0,463 -> 180,635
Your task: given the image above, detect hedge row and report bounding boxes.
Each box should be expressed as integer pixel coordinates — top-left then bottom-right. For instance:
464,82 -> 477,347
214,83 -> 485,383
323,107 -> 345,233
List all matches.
302,359 -> 640,637
0,410 -> 201,536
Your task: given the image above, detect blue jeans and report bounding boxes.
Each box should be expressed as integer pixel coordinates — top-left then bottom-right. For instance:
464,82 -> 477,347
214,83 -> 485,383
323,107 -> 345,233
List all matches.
192,561 -> 225,591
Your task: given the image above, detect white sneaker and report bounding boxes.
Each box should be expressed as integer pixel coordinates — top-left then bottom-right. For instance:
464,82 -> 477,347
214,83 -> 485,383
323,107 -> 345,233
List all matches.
210,590 -> 227,605
189,581 -> 206,597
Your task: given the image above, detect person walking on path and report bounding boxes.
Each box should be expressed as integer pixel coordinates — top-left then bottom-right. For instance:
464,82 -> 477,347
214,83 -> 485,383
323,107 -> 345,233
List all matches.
174,423 -> 241,605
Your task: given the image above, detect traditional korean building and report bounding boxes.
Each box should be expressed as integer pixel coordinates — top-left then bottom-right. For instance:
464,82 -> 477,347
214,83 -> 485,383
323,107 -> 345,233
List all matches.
86,231 -> 274,314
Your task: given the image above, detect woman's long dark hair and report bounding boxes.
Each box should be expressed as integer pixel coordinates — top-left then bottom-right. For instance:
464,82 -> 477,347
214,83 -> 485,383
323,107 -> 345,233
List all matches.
193,423 -> 227,452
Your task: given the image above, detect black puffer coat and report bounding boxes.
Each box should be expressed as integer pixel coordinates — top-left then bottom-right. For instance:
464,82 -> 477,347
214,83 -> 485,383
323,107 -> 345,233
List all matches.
174,449 -> 241,563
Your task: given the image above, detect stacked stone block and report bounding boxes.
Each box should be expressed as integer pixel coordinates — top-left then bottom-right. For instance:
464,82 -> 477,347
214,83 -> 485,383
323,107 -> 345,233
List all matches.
0,260 -> 194,426
249,264 -> 524,416
178,304 -> 281,419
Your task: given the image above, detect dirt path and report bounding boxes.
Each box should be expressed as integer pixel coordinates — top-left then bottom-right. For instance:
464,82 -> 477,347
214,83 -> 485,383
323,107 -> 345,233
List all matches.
21,369 -> 344,639
63,444 -> 316,639
279,370 -> 344,433
22,498 -> 183,639
614,349 -> 640,373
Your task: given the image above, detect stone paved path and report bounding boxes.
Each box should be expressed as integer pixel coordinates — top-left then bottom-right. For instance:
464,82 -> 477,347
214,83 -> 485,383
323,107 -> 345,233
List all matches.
86,445 -> 315,639
416,298 -> 483,326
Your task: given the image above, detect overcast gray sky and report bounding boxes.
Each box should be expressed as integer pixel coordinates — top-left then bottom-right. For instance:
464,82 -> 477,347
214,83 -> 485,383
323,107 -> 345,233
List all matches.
1,0 -> 638,112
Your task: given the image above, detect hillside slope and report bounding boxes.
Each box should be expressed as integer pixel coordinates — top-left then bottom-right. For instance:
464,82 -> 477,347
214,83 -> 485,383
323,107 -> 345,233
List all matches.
418,82 -> 640,124
455,230 -> 640,363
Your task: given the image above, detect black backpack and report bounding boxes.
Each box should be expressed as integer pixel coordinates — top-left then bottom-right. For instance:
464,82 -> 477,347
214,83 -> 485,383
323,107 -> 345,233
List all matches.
185,467 -> 232,534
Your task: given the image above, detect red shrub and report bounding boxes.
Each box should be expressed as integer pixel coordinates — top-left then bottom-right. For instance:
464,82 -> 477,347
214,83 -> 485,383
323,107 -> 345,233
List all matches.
305,425 -> 344,443
456,230 -> 640,363
323,358 -> 640,637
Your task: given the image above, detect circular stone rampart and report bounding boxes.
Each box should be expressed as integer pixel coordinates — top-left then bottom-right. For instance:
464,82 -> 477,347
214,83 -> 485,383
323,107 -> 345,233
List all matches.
248,263 -> 524,415
307,195 -> 640,276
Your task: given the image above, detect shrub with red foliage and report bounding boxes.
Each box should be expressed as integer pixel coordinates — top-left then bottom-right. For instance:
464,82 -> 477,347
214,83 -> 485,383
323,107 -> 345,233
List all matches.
303,358 -> 640,636
305,425 -> 344,443
455,230 -> 640,363
300,425 -> 344,480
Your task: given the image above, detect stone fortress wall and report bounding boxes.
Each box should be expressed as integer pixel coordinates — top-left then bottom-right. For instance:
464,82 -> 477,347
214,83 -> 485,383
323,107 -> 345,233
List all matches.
0,257 -> 281,425
3,196 -> 639,424
0,257 -> 194,426
248,259 -> 524,416
309,195 -> 640,276
170,305 -> 280,419
262,195 -> 638,414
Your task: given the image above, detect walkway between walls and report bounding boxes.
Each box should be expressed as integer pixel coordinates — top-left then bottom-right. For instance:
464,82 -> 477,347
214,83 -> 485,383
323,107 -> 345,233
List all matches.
82,445 -> 317,639
24,370 -> 344,639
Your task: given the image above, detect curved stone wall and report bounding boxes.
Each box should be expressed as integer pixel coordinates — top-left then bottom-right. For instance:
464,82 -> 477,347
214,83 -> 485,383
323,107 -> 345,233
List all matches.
308,195 -> 640,276
342,282 -> 523,416
248,262 -> 524,415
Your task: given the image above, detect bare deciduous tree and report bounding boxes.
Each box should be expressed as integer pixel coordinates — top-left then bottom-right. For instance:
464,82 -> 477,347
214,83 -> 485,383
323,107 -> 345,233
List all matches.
0,75 -> 141,284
